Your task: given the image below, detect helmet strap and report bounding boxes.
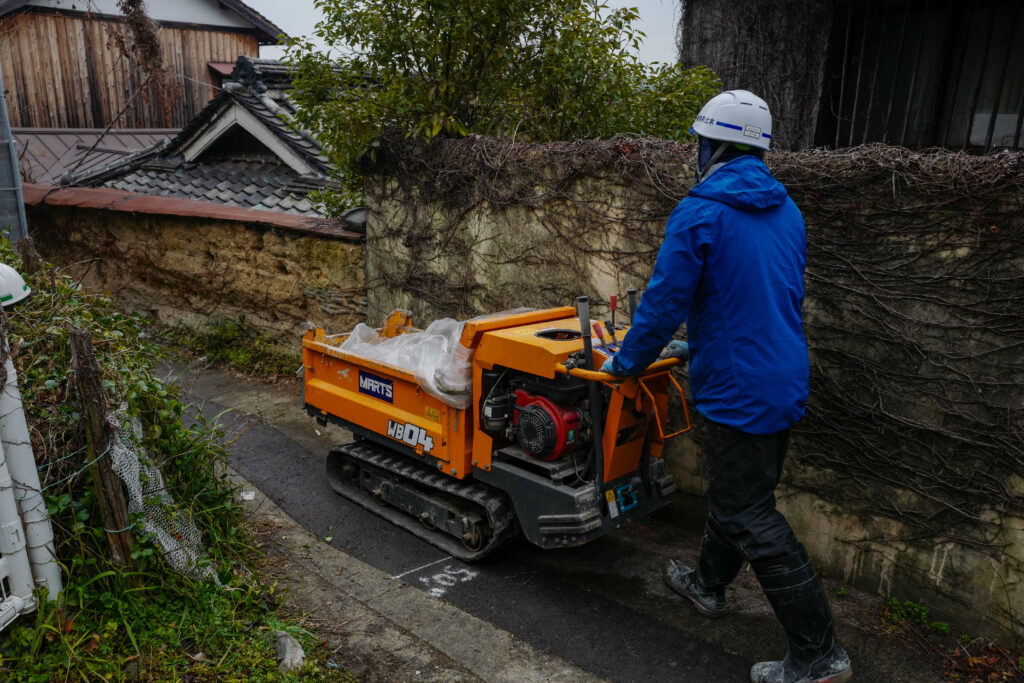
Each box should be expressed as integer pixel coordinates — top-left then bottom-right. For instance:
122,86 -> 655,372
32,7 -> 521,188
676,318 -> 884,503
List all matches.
695,141 -> 730,183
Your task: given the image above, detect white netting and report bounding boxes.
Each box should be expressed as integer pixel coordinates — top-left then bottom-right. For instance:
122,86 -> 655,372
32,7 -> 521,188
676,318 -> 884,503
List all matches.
107,406 -> 218,582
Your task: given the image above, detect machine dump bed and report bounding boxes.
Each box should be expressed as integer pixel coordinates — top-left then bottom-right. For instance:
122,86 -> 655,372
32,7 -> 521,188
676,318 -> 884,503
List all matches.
303,307 -> 584,478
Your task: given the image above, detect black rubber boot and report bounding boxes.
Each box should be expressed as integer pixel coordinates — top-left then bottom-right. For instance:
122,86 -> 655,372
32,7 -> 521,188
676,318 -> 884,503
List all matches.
664,520 -> 745,617
749,547 -> 853,683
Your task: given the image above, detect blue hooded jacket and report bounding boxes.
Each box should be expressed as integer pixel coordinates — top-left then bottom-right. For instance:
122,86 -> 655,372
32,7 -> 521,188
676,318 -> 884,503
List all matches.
609,155 -> 809,434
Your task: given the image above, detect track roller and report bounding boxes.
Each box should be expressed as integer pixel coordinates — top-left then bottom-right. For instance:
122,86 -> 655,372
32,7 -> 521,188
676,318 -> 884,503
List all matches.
325,441 -> 518,561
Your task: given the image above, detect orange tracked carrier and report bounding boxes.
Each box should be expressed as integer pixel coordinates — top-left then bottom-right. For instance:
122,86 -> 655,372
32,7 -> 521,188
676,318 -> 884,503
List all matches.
303,305 -> 690,560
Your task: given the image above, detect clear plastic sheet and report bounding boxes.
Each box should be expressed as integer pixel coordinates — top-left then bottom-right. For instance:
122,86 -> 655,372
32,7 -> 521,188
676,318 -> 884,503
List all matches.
340,316 -> 473,408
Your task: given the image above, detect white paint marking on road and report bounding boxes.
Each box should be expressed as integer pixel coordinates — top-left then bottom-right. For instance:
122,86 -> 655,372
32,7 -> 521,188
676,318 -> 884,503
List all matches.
391,556 -> 450,580
418,565 -> 478,598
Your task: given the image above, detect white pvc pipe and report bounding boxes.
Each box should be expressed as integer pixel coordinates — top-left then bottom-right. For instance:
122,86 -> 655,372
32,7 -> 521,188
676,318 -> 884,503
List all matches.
0,440 -> 37,612
0,348 -> 61,600
0,595 -> 26,632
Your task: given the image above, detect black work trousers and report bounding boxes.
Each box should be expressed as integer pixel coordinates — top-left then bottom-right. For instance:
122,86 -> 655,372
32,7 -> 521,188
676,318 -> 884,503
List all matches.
702,416 -> 801,562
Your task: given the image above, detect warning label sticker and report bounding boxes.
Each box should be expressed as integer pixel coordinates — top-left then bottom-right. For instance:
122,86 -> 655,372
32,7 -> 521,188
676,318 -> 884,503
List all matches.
605,489 -> 619,518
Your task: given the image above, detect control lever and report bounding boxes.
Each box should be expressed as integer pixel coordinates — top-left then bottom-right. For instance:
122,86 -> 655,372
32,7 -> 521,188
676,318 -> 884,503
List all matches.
604,320 -> 618,346
592,322 -> 607,352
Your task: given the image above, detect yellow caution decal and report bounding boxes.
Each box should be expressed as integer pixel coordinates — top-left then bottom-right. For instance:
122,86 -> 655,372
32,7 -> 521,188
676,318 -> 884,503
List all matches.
605,489 -> 619,518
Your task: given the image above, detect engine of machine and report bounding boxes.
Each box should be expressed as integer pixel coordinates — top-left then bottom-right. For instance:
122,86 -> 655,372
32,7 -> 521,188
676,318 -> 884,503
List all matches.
512,390 -> 584,461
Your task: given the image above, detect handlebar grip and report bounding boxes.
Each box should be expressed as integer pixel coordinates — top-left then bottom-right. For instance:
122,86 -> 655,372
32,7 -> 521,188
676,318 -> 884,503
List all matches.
556,356 -> 680,381
577,296 -> 591,334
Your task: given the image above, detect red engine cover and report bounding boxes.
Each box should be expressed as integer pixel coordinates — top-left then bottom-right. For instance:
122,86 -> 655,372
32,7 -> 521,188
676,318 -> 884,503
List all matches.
513,390 -> 580,461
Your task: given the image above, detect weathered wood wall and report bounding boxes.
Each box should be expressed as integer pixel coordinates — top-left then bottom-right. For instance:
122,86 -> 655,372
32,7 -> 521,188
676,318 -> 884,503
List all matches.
0,10 -> 258,129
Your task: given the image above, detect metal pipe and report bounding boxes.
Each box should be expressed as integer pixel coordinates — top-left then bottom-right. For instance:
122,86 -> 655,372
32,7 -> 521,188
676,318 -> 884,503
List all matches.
0,68 -> 28,244
1,340 -> 62,600
577,297 -> 606,504
577,296 -> 594,371
554,357 -> 680,381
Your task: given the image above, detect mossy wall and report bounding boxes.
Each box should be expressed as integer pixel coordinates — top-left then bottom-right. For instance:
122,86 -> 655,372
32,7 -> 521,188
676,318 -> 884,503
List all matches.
27,206 -> 366,349
363,136 -> 1024,645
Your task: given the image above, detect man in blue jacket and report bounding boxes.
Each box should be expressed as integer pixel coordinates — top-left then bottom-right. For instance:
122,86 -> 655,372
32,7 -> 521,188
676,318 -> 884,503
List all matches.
601,91 -> 852,683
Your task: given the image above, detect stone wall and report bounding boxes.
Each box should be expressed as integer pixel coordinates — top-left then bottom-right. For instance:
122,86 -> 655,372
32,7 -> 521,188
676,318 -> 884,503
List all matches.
362,137 -> 689,323
26,199 -> 365,348
363,136 -> 1024,644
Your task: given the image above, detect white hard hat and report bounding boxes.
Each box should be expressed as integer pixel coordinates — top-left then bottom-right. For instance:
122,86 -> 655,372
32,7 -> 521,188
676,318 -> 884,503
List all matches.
0,263 -> 30,307
690,90 -> 772,151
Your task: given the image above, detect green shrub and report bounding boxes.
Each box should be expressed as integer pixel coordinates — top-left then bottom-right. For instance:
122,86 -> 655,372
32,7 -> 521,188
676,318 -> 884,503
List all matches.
286,0 -> 721,210
0,243 -> 324,680
164,317 -> 298,376
885,597 -> 949,635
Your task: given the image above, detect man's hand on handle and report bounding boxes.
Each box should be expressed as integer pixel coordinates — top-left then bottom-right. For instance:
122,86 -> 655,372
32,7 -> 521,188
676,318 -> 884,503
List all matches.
602,340 -> 688,376
659,340 -> 689,360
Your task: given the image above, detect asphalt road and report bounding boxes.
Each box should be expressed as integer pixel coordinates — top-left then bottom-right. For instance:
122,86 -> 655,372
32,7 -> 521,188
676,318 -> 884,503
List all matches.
172,362 -> 940,683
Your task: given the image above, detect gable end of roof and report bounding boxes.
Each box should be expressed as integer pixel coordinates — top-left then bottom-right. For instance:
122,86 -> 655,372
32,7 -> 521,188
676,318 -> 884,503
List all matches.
217,0 -> 288,44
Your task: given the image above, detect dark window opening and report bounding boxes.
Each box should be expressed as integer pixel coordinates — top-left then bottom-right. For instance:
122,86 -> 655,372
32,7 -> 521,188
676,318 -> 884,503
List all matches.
816,0 -> 1024,151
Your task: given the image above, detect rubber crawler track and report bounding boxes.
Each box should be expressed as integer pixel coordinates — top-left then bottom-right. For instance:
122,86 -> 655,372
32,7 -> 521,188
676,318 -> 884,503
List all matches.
326,440 -> 519,561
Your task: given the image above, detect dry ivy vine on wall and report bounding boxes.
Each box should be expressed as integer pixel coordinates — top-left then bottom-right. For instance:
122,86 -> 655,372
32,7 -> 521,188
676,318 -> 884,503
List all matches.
363,133 -> 692,316
364,135 -> 1024,559
774,145 -> 1024,556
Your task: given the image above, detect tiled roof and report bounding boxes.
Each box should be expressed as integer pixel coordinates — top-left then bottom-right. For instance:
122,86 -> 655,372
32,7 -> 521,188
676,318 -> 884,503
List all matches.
189,58 -> 331,176
104,158 -> 324,216
23,183 -> 360,241
66,57 -> 339,220
13,128 -> 179,184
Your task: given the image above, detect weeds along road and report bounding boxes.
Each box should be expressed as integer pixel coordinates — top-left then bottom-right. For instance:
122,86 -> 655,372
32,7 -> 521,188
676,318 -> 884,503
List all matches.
166,360 -> 941,683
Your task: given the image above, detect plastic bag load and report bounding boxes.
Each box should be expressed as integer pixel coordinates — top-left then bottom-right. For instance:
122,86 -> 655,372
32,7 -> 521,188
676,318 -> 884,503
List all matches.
339,317 -> 473,409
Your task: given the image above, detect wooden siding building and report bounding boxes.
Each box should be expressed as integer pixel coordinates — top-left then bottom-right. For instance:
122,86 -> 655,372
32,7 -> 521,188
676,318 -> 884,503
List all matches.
0,0 -> 285,129
678,0 -> 1024,152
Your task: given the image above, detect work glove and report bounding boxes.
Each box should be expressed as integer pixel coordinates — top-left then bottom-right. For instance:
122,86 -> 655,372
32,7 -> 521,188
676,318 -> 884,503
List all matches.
600,355 -> 625,376
659,340 -> 689,360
